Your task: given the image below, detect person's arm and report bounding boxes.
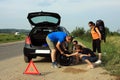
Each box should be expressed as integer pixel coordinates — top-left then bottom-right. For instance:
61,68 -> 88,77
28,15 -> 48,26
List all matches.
95,28 -> 101,40
62,42 -> 67,51
56,42 -> 64,54
66,52 -> 79,57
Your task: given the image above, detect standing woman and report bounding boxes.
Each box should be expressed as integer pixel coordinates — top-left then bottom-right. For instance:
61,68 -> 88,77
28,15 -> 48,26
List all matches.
88,21 -> 102,64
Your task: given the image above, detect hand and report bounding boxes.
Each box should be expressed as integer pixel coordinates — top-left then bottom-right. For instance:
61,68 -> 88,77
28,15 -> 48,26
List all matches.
65,54 -> 70,57
60,52 -> 64,55
88,54 -> 91,57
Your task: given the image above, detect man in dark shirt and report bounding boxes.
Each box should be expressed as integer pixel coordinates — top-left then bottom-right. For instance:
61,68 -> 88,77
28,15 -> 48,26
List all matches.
80,48 -> 97,61
66,45 -> 98,69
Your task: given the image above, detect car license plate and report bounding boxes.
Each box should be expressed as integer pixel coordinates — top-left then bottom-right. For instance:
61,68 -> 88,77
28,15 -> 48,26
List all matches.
35,50 -> 50,54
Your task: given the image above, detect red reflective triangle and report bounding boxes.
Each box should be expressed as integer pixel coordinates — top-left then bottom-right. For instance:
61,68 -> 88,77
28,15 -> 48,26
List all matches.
24,60 -> 40,75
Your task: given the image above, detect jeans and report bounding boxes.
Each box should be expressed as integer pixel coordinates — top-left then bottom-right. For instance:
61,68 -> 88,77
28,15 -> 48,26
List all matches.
81,56 -> 98,62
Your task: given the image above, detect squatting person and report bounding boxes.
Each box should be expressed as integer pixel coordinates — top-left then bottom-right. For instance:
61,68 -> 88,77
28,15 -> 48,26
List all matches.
66,45 -> 98,69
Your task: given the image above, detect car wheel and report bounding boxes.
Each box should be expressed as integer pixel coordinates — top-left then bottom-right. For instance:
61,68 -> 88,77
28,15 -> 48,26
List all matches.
57,53 -> 73,66
24,55 -> 32,63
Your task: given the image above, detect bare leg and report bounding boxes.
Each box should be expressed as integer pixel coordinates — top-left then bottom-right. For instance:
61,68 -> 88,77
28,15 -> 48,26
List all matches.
98,53 -> 102,60
84,59 -> 94,69
51,49 -> 56,62
95,53 -> 102,64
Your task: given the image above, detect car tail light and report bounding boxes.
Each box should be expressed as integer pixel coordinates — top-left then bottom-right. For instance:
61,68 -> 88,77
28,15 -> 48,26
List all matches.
25,36 -> 31,44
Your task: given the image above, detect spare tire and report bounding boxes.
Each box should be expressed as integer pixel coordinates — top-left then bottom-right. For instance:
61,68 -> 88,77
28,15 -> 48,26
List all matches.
57,54 -> 73,66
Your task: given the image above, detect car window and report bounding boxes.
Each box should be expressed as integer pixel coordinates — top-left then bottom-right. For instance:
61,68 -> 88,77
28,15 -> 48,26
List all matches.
31,16 -> 59,24
56,27 -> 70,35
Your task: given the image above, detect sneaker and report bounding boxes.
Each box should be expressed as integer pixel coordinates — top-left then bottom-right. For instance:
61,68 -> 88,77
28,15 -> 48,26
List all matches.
95,60 -> 102,64
57,64 -> 61,68
51,64 -> 61,68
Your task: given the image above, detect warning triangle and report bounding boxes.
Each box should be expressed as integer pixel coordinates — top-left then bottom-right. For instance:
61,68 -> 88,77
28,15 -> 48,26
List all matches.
24,60 -> 40,75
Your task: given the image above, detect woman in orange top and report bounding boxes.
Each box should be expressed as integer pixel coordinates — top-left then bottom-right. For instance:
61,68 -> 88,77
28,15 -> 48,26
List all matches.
88,21 -> 102,64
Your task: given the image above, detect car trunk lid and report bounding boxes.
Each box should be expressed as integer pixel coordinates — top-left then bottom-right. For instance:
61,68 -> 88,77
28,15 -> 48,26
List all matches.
27,11 -> 61,27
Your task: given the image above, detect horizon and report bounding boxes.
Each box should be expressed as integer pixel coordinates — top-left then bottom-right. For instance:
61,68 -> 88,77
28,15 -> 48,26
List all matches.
0,27 -> 120,33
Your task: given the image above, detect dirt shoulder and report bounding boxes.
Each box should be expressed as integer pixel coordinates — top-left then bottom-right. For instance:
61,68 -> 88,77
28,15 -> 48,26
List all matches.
0,55 -> 117,80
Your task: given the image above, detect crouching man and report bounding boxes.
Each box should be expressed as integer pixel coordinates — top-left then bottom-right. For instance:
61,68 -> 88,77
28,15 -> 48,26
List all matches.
46,31 -> 72,68
66,45 -> 98,69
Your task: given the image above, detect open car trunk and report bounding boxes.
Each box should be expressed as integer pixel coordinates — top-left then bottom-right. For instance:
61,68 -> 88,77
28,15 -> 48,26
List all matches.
27,11 -> 62,47
30,27 -> 53,47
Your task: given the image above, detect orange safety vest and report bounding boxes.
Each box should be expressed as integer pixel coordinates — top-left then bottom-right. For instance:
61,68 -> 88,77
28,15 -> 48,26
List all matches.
91,27 -> 100,40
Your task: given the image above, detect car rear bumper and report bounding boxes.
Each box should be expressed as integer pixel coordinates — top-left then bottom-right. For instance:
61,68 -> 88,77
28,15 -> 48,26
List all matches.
23,47 -> 51,57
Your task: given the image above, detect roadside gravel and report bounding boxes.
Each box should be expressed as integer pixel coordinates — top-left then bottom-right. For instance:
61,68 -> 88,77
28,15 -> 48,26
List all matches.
0,55 -> 116,80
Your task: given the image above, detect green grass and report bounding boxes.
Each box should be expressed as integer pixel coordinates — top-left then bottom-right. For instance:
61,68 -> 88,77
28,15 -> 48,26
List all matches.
0,33 -> 26,44
102,36 -> 120,75
75,35 -> 120,75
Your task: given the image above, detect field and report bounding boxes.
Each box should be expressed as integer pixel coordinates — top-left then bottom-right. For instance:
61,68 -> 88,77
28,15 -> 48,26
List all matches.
76,35 -> 120,75
0,33 -> 26,43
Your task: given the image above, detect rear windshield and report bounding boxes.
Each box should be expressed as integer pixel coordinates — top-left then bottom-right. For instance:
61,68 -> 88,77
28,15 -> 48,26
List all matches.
31,16 -> 59,24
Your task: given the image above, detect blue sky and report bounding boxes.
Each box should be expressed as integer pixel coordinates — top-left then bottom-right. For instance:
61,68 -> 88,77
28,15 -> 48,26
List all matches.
0,0 -> 120,32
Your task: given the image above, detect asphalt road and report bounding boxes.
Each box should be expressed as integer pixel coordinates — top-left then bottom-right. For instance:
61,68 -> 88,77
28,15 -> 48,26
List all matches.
0,41 -> 24,61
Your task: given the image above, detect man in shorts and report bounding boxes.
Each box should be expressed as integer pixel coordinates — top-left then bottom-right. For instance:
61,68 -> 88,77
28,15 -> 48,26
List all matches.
46,31 -> 72,68
66,45 -> 98,69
